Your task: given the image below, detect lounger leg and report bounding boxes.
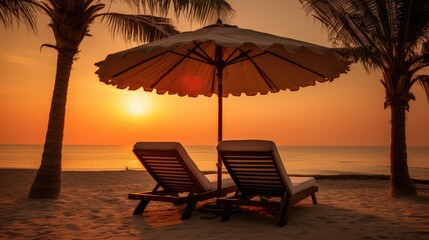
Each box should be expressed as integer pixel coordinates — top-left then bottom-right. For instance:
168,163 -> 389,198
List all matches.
279,199 -> 292,227
133,200 -> 150,215
181,200 -> 197,220
220,204 -> 233,222
311,193 -> 318,205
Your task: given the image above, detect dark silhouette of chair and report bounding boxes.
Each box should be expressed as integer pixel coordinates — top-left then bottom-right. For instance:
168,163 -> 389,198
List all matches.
216,140 -> 318,227
129,142 -> 236,220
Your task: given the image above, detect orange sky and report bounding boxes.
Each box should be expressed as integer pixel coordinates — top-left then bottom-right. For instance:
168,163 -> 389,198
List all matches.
0,0 -> 428,146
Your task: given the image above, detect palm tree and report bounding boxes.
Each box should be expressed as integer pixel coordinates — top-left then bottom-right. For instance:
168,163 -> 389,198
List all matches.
0,0 -> 37,30
300,0 -> 429,196
2,0 -> 234,199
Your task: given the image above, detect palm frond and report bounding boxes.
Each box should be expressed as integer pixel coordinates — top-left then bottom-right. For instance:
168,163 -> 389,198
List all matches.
333,46 -> 382,70
407,41 -> 429,77
174,0 -> 235,24
0,0 -> 38,32
415,75 -> 429,102
405,1 -> 429,49
301,0 -> 390,71
126,0 -> 235,25
301,0 -> 429,108
97,13 -> 179,43
115,0 -> 143,10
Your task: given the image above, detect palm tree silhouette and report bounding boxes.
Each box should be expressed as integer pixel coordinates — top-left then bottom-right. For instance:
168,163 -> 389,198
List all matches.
301,0 -> 429,196
1,0 -> 233,199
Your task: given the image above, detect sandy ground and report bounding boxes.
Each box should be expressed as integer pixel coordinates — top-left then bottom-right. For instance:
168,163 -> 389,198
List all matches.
0,169 -> 428,240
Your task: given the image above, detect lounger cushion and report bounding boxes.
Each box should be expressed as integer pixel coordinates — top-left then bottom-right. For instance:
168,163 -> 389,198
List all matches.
290,177 -> 316,194
133,142 -> 212,191
205,173 -> 236,191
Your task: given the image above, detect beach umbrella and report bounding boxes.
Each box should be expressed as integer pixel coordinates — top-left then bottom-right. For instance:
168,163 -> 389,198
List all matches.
95,20 -> 350,195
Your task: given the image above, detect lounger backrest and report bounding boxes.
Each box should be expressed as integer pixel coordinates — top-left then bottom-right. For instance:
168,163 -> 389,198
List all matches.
133,142 -> 211,193
217,140 -> 294,197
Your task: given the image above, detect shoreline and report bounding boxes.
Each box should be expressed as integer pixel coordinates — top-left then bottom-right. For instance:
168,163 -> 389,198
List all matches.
3,168 -> 429,183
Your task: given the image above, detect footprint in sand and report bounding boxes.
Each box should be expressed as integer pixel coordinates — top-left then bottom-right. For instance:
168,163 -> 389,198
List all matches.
65,224 -> 81,231
63,212 -> 75,217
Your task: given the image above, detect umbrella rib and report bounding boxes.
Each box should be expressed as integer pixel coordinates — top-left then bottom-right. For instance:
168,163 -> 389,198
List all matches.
227,52 -> 266,65
243,51 -> 279,91
187,48 -> 215,65
224,49 -> 254,66
150,44 -> 201,89
165,42 -> 214,66
211,67 -> 216,95
168,50 -> 210,64
191,43 -> 216,65
224,48 -> 240,63
112,51 -> 169,78
163,41 -> 211,65
266,51 -> 326,78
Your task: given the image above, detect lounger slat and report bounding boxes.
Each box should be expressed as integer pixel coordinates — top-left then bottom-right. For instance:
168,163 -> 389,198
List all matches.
147,166 -> 183,170
148,165 -> 186,172
135,150 -> 177,157
158,176 -> 192,181
146,165 -> 183,170
228,164 -> 276,168
151,170 -> 188,175
144,160 -> 181,164
143,156 -> 177,160
161,179 -> 194,184
146,161 -> 183,167
234,172 -> 279,176
146,162 -> 182,166
229,169 -> 279,173
222,151 -> 273,156
150,167 -> 187,172
235,176 -> 281,180
143,158 -> 180,162
226,159 -> 273,163
156,174 -> 190,178
159,180 -> 193,186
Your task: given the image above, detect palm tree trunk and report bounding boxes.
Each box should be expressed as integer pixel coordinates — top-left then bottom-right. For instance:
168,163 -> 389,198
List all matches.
28,49 -> 76,199
389,99 -> 417,196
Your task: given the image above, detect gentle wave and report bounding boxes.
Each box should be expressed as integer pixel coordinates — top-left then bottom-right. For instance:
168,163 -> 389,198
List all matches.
0,144 -> 428,180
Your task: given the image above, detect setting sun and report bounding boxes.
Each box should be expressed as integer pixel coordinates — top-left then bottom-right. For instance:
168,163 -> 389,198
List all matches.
121,93 -> 153,117
130,102 -> 144,115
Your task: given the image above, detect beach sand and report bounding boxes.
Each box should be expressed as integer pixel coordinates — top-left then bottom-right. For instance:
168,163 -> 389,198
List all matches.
0,169 -> 428,240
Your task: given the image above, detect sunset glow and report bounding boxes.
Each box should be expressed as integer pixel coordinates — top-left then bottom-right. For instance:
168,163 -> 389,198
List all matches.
0,0 -> 428,146
130,102 -> 145,115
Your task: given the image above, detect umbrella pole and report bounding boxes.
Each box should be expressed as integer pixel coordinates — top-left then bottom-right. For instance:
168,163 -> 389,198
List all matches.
216,44 -> 224,198
216,77 -> 222,197
218,76 -> 223,144
217,75 -> 223,197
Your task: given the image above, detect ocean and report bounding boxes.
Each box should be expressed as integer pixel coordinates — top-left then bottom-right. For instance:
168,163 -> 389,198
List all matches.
0,144 -> 428,180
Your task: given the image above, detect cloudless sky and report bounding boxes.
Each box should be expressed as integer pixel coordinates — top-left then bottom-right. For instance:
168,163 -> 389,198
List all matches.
0,0 -> 428,146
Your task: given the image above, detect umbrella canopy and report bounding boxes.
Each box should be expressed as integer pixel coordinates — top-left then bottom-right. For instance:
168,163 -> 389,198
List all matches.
95,20 -> 350,195
96,21 -> 349,97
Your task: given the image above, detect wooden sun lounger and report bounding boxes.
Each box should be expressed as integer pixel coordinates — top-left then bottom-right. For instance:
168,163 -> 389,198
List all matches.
129,142 -> 236,220
216,140 -> 318,227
